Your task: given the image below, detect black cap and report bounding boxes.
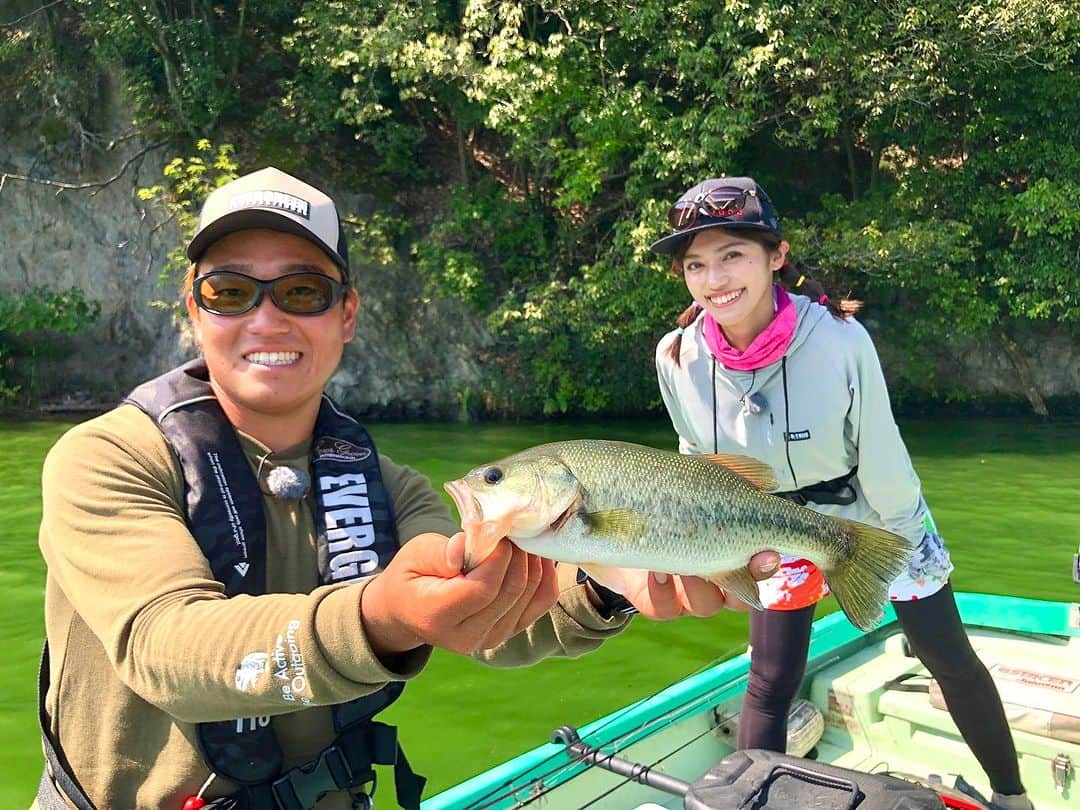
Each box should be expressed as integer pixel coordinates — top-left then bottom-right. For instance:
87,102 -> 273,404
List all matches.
650,177 -> 781,255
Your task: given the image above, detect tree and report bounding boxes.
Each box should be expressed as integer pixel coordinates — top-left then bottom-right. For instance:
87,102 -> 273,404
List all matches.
11,0 -> 1078,416
74,0 -> 301,139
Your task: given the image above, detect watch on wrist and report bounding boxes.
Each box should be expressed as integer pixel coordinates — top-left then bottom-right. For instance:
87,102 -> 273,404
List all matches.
576,568 -> 638,617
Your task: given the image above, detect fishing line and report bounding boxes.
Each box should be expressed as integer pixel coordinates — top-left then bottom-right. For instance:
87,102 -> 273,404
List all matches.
459,586 -> 754,807
461,651 -> 752,809
476,643 -> 749,804
459,698 -> 695,809
461,695 -> 670,809
473,711 -> 743,810
460,634 -> 749,806
575,715 -> 738,809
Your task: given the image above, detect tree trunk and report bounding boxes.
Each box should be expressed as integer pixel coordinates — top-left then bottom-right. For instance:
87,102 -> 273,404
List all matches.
869,137 -> 882,193
996,328 -> 1050,418
844,133 -> 859,200
457,122 -> 470,186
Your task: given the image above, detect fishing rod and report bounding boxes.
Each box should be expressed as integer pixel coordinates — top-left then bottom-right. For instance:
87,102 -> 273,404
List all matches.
554,726 -> 953,810
459,654 -> 749,809
459,702 -> 743,808
551,724 -> 692,798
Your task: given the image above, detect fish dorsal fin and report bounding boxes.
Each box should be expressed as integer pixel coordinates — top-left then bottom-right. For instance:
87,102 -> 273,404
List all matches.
582,509 -> 647,541
699,453 -> 778,491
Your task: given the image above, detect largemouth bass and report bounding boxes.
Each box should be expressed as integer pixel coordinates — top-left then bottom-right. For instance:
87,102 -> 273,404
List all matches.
444,439 -> 914,631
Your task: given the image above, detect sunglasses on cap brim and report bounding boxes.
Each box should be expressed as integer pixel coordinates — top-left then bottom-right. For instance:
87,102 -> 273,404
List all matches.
192,270 -> 348,316
667,188 -> 755,230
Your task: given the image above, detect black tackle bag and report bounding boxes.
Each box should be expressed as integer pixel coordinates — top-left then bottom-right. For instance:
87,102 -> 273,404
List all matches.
684,749 -> 944,810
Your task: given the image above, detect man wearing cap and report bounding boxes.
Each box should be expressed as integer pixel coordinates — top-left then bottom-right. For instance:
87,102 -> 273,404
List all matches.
35,167 -> 778,810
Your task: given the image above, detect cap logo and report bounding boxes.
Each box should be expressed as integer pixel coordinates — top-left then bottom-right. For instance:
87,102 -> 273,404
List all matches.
228,190 -> 311,219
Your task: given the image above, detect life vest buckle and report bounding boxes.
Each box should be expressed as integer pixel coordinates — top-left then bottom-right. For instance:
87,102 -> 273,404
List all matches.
272,745 -> 369,810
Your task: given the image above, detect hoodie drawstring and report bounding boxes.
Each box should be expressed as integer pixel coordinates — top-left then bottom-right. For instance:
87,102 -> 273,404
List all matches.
782,356 -> 798,489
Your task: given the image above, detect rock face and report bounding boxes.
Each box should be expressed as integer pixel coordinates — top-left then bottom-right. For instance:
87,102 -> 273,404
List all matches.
2,128 -> 1076,417
1,131 -> 487,418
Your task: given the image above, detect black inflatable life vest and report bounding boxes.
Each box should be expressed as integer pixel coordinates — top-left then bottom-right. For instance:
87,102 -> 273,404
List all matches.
36,359 -> 424,810
121,359 -> 421,808
122,359 -> 424,809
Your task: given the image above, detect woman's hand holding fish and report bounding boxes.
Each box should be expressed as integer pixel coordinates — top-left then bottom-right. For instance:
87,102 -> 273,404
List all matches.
612,551 -> 781,620
361,531 -> 559,658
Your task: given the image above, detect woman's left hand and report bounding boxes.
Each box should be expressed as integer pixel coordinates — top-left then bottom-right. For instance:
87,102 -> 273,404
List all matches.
615,551 -> 781,620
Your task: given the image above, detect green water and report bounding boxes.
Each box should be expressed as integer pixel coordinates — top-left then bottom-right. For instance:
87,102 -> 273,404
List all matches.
2,416 -> 1078,807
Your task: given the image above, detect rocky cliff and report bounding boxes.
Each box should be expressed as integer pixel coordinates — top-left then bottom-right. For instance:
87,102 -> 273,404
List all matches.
0,120 -> 487,418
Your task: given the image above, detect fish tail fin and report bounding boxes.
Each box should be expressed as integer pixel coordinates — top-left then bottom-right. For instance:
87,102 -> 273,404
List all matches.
824,521 -> 914,632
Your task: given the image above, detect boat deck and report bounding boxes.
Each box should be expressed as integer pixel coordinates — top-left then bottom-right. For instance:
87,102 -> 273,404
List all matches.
423,596 -> 1080,809
636,627 -> 1080,810
813,628 -> 1080,810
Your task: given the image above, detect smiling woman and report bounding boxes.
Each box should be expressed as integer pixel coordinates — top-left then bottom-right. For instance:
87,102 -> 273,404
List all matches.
679,229 -> 788,352
650,175 -> 1035,810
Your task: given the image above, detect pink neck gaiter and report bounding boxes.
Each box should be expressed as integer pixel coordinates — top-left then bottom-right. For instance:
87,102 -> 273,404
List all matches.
702,285 -> 796,371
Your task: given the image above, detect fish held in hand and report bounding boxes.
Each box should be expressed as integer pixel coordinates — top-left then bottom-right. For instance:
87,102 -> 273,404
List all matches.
443,439 -> 913,631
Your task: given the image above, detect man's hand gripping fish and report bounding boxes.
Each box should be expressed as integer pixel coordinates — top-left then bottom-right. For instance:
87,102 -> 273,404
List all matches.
444,439 -> 914,631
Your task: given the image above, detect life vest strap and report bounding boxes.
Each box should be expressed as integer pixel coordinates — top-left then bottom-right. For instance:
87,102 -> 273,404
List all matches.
236,722 -> 424,810
774,465 -> 859,506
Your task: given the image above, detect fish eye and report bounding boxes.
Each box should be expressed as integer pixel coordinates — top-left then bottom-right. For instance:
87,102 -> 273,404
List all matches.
483,467 -> 503,485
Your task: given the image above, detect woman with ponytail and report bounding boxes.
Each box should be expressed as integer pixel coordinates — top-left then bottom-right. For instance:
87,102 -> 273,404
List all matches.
651,177 -> 1031,810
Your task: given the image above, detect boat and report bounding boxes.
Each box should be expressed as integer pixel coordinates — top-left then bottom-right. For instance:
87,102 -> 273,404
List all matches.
422,593 -> 1079,809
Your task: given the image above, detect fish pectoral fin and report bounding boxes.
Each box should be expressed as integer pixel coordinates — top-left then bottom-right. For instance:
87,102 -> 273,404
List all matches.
580,563 -> 630,594
581,509 -> 647,541
707,567 -> 765,611
698,454 -> 778,491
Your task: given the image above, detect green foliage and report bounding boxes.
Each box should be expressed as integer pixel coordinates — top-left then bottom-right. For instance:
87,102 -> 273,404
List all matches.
0,3 -> 109,149
0,289 -> 99,335
28,0 -> 1080,416
0,288 -> 101,410
995,178 -> 1080,321
74,0 -> 300,139
137,141 -> 240,284
414,179 -> 551,311
790,192 -> 990,337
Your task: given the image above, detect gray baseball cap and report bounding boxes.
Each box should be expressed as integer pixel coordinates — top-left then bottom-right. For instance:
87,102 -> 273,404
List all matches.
186,167 -> 350,278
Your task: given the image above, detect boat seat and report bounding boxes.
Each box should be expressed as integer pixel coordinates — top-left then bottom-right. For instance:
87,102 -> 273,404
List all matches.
876,634 -> 1080,748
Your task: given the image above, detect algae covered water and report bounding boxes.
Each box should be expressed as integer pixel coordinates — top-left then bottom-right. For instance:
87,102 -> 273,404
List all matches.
2,416 -> 1077,806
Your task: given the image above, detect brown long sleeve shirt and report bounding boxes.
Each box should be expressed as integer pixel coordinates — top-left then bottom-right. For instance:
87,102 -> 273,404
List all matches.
38,405 -> 628,809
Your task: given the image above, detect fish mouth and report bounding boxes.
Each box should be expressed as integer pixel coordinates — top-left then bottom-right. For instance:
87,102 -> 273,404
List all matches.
444,478 -> 482,524
444,477 -> 508,573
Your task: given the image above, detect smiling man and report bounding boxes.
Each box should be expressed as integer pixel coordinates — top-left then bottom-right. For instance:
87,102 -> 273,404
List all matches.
35,168 -> 778,810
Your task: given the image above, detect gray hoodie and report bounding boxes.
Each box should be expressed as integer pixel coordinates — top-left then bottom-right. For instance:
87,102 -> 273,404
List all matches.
656,293 -> 930,546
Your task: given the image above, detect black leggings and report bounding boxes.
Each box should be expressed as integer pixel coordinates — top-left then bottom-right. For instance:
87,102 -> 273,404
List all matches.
737,584 -> 1025,796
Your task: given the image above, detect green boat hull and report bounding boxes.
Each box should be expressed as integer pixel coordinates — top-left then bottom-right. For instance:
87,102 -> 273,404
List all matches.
424,593 -> 1080,809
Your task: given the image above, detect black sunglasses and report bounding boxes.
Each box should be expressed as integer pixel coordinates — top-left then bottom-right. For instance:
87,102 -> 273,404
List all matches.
192,270 -> 348,316
667,188 -> 754,230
